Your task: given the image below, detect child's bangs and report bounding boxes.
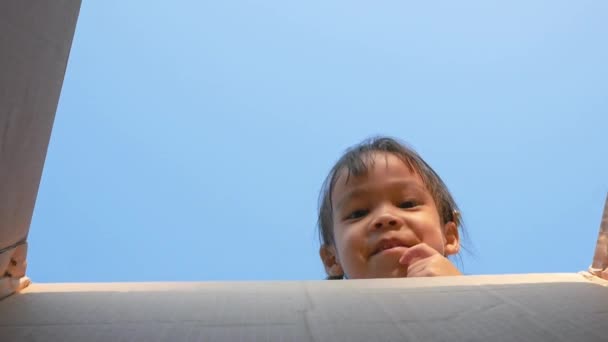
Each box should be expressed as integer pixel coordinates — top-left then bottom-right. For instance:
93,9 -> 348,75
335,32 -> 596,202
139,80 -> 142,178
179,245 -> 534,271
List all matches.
336,151 -> 420,187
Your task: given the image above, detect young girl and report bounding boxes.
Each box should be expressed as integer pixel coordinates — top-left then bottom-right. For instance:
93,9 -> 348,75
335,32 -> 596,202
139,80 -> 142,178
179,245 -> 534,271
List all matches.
318,136 -> 466,279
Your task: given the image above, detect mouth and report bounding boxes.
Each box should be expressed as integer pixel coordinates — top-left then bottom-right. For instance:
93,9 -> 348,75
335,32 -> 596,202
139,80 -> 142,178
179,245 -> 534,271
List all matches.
371,238 -> 411,257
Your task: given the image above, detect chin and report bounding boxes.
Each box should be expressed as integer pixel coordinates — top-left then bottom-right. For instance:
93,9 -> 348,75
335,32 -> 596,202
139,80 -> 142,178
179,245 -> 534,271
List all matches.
365,259 -> 408,279
366,267 -> 408,279
388,268 -> 408,278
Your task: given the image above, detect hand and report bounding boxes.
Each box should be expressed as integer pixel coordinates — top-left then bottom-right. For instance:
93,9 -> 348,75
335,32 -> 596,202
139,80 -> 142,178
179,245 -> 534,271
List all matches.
589,266 -> 608,281
398,243 -> 462,277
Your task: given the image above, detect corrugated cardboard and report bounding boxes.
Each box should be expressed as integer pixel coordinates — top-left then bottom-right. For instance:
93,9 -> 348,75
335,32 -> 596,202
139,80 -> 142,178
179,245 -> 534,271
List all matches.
0,274 -> 607,341
0,1 -> 81,297
590,194 -> 608,279
2,3 -> 608,342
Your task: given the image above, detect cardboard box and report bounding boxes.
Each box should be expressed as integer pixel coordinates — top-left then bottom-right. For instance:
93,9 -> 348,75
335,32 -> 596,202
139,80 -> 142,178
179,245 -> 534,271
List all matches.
0,0 -> 81,299
1,274 -> 607,341
1,2 -> 608,341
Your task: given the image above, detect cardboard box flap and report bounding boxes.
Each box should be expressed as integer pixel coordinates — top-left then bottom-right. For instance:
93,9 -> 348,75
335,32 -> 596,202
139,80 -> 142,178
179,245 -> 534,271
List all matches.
590,194 -> 608,279
0,1 -> 81,298
0,274 -> 607,341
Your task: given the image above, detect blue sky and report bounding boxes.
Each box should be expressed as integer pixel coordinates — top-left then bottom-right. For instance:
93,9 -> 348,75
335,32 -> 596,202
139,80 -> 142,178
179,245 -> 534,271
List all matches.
28,1 -> 608,282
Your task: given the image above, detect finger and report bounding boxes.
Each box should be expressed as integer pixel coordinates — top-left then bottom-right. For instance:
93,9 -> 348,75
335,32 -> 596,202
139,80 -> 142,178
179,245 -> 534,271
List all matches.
408,268 -> 435,277
404,253 -> 444,277
404,261 -> 429,277
398,243 -> 439,266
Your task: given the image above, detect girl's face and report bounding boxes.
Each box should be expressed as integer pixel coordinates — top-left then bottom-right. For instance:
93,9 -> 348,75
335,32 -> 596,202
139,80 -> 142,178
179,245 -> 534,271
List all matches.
320,152 -> 459,279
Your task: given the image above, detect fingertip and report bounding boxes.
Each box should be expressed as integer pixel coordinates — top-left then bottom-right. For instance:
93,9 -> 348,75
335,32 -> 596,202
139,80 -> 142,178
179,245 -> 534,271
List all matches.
398,249 -> 411,265
398,255 -> 407,265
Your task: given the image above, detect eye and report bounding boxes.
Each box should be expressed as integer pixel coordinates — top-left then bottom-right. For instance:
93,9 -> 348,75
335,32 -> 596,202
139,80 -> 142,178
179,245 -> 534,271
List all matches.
398,201 -> 418,209
345,209 -> 369,220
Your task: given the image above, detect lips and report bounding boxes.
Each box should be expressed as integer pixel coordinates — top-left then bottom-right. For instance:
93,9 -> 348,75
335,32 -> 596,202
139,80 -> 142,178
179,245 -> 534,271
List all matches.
371,238 -> 412,256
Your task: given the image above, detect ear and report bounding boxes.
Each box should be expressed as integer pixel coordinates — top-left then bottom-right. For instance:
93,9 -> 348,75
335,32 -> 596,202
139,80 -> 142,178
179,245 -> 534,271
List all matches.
319,244 -> 344,278
443,221 -> 460,256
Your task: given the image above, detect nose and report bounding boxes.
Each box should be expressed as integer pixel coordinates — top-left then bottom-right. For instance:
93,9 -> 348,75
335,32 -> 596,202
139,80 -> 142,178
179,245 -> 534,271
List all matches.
370,212 -> 403,230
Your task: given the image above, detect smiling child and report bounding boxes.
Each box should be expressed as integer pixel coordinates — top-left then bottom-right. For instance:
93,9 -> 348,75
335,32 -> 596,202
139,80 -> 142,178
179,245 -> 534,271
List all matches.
318,136 -> 466,279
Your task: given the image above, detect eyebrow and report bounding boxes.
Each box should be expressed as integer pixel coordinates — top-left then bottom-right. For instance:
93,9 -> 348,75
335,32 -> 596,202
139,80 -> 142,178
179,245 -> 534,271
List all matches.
334,180 -> 426,212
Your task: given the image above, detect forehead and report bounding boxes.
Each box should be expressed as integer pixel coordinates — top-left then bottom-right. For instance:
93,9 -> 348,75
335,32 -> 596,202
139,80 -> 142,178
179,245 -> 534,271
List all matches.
331,152 -> 424,202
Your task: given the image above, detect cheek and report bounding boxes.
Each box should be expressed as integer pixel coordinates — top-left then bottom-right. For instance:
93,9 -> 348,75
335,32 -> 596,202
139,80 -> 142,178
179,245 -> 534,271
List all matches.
425,231 -> 446,250
414,213 -> 446,250
334,224 -> 365,258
